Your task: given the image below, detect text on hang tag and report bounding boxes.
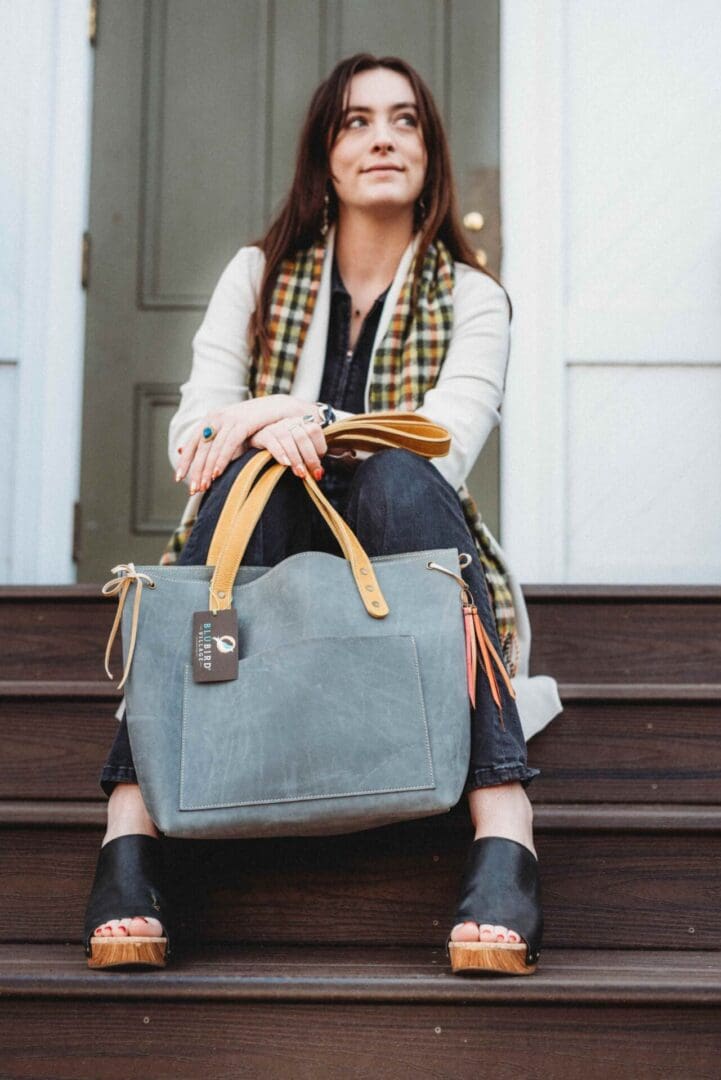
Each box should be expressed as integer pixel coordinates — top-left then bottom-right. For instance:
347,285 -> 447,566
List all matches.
192,609 -> 239,682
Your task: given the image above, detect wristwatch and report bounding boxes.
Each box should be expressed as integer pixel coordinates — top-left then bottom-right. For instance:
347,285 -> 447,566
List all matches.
315,402 -> 337,428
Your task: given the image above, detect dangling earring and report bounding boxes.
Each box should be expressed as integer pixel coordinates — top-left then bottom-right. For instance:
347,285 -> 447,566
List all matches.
321,189 -> 330,238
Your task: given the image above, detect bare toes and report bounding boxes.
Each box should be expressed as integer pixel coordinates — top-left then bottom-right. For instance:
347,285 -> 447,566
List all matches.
450,921 -> 480,942
128,916 -> 163,937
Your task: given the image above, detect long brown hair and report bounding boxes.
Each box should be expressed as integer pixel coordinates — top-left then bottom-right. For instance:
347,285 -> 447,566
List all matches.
248,53 -> 512,361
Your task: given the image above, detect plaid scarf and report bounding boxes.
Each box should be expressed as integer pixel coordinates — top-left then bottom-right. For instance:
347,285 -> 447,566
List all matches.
163,236 -> 519,677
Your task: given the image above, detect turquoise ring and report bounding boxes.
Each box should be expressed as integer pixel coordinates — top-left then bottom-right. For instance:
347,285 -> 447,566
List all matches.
202,425 -> 216,442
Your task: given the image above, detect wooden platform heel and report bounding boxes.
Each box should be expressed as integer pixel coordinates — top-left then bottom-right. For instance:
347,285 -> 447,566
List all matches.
83,834 -> 170,969
447,835 -> 543,976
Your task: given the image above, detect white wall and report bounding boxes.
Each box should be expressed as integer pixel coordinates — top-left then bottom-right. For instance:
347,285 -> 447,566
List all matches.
500,0 -> 721,583
0,0 -> 93,583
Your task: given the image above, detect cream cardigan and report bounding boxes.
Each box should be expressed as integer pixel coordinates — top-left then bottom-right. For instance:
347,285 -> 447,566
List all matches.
165,225 -> 563,741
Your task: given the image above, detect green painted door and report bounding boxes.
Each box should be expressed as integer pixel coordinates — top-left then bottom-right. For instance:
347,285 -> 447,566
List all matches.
78,0 -> 503,581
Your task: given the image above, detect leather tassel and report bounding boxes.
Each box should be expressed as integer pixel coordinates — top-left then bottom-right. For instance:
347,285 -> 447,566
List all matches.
469,608 -> 517,730
463,603 -> 478,708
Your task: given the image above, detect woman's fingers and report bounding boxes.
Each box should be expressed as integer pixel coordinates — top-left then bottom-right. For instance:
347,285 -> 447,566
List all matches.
188,446 -> 211,493
251,420 -> 326,477
280,420 -> 327,475
177,408 -> 328,492
258,432 -> 291,467
200,422 -> 247,488
175,426 -> 203,483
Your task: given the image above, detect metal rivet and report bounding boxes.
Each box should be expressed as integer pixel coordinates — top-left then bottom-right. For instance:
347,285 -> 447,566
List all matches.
434,1026 -> 442,1035
360,567 -> 369,575
371,601 -> 380,608
217,591 -> 226,599
365,584 -> 374,592
432,919 -> 439,926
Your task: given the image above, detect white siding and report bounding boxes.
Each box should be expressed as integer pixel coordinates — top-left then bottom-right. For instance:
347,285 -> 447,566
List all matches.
0,0 -> 93,582
501,0 -> 721,583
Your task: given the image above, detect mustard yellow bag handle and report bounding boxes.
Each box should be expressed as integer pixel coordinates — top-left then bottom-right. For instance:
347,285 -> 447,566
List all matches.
207,412 -> 451,616
206,411 -> 450,565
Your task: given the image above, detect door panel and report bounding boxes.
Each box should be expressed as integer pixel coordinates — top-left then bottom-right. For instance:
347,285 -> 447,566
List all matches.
79,0 -> 502,580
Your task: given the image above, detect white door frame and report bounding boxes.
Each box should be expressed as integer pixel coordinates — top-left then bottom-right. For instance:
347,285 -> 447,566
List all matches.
5,0 -> 93,583
499,0 -> 566,583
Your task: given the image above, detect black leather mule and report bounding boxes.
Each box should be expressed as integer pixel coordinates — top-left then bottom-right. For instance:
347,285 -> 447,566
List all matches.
447,836 -> 543,975
83,834 -> 171,969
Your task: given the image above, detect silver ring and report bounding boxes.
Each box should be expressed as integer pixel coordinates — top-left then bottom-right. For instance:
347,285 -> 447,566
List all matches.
301,413 -> 317,424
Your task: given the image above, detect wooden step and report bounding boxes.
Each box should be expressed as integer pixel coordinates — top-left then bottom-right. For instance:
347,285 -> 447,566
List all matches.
529,683 -> 721,803
0,945 -> 719,1078
523,584 -> 721,683
3,584 -> 721,682
3,680 -> 720,803
2,802 -> 719,951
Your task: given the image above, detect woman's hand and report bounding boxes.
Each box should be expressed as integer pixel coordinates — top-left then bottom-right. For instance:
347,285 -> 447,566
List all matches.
174,395 -> 328,493
248,414 -> 328,480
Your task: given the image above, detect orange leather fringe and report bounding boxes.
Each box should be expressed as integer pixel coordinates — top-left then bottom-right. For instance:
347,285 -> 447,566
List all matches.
463,602 -> 516,728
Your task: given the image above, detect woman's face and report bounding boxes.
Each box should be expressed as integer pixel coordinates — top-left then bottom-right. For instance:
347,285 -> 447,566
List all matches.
328,68 -> 427,221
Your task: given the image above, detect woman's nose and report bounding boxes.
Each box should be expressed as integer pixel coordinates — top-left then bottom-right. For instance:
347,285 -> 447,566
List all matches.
371,123 -> 395,150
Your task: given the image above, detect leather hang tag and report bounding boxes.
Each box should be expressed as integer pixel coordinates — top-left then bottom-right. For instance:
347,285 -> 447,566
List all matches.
192,610 -> 239,683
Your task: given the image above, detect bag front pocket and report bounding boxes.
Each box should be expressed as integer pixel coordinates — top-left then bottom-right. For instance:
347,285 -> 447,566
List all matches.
179,634 -> 435,811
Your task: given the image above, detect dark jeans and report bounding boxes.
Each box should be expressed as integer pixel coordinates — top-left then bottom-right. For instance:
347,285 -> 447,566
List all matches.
100,447 -> 539,798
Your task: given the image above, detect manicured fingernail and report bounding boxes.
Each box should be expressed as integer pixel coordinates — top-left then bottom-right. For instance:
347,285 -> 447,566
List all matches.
313,467 -> 324,480
175,470 -> 183,482
190,484 -> 196,494
294,466 -> 306,477
280,455 -> 290,466
212,469 -> 220,480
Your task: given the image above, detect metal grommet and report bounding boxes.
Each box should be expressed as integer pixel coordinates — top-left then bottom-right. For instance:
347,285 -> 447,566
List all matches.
371,601 -> 380,608
360,567 -> 369,575
217,590 -> 226,599
365,584 -> 374,592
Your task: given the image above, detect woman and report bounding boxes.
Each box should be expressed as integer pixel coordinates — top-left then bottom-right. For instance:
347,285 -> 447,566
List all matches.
84,53 -> 560,975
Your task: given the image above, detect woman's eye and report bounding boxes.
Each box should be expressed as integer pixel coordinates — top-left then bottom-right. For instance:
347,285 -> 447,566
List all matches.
345,114 -> 417,128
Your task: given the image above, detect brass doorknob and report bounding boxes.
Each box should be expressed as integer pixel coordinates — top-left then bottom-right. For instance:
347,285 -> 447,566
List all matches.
463,211 -> 485,232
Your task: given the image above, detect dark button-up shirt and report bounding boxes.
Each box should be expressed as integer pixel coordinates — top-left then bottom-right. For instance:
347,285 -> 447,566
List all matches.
317,256 -> 391,513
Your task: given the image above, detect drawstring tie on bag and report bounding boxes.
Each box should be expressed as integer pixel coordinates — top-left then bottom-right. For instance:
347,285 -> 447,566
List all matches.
101,563 -> 156,690
428,557 -> 516,729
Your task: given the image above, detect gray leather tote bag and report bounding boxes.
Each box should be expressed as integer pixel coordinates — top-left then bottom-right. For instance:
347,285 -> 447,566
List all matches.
102,414 -> 477,839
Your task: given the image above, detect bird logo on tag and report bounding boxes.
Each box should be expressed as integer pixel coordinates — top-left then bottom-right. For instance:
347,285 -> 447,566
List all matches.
213,635 -> 236,654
